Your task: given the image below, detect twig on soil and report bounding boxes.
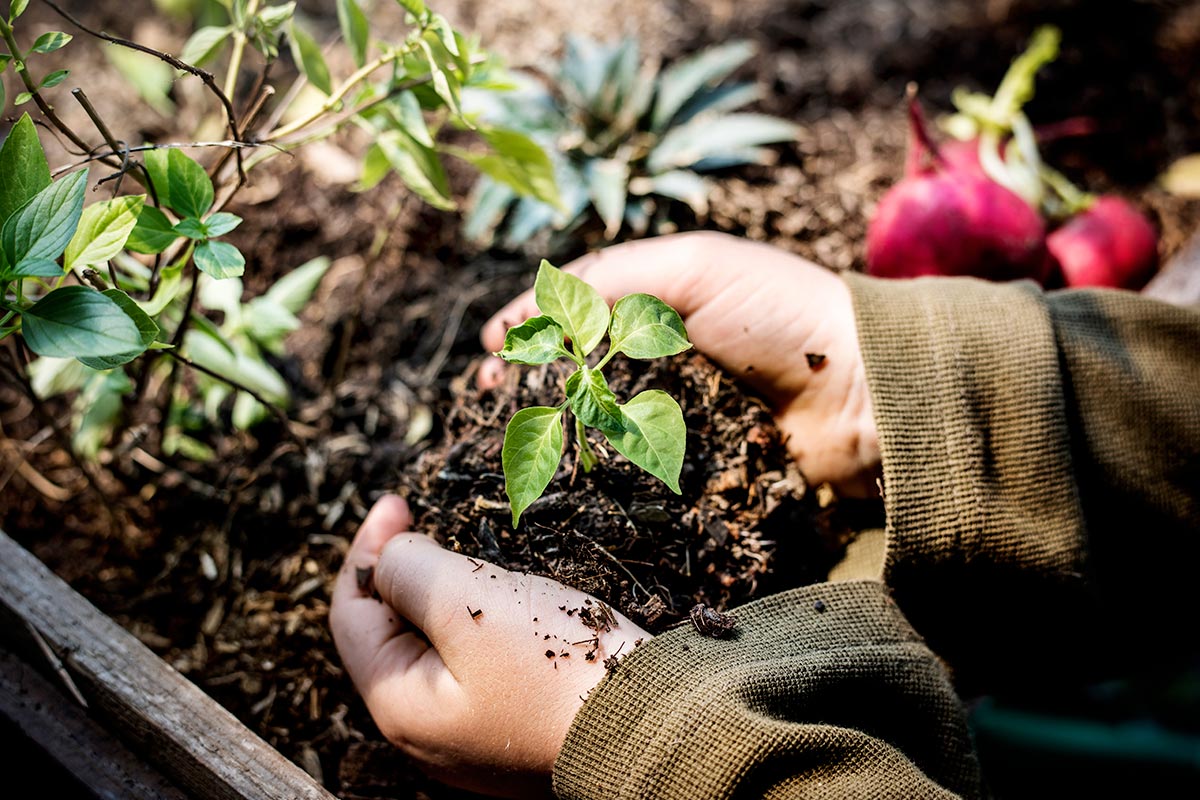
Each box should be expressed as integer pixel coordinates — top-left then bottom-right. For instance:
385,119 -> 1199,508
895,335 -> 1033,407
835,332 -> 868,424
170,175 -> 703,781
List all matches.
418,282 -> 492,386
0,426 -> 72,501
26,621 -> 89,709
0,344 -> 118,527
590,539 -> 652,603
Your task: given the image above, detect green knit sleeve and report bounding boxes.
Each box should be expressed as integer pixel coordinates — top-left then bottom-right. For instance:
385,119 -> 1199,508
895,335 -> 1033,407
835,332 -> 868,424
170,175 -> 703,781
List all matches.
845,274 -> 1200,689
1047,289 -> 1200,661
554,581 -> 981,799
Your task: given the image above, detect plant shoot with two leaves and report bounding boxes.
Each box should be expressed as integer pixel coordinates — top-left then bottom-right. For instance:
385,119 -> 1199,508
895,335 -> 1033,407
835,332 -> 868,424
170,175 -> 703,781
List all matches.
497,261 -> 692,526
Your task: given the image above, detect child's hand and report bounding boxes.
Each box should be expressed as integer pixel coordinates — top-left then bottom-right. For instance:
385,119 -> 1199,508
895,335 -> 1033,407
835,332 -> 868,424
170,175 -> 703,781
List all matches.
481,232 -> 881,497
330,496 -> 649,798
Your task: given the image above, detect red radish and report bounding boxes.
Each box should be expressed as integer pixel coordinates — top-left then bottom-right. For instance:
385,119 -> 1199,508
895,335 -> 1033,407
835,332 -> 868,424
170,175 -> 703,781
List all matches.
1047,196 -> 1158,289
868,93 -> 1051,283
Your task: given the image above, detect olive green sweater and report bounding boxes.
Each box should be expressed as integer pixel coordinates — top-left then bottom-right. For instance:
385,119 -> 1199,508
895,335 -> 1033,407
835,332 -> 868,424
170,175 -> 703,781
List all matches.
553,276 -> 1200,799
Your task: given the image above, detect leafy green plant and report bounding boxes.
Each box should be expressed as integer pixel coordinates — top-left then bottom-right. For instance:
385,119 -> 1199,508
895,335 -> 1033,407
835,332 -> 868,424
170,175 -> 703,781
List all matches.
496,261 -> 693,526
464,35 -> 799,251
0,0 -> 557,460
0,113 -> 166,369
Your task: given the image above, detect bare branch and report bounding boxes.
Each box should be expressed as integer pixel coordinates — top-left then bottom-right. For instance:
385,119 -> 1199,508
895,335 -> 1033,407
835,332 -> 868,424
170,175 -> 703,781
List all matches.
40,0 -> 243,143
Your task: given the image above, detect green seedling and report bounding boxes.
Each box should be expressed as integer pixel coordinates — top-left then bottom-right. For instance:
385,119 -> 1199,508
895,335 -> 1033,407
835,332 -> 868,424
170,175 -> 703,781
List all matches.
496,260 -> 692,526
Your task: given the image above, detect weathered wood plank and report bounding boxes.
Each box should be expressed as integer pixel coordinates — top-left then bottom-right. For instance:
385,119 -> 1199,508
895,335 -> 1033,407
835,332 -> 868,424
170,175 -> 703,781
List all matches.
0,644 -> 191,800
0,530 -> 337,800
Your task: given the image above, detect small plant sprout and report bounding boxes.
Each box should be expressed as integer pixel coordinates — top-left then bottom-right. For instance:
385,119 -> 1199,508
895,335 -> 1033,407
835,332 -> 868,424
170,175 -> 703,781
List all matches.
497,261 -> 692,526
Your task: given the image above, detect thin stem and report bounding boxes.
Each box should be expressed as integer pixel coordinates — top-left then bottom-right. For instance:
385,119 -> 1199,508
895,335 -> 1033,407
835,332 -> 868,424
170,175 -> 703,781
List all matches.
593,347 -> 617,371
71,88 -> 154,194
223,0 -> 260,100
41,0 -> 242,143
265,42 -> 419,142
210,85 -> 275,183
52,140 -> 266,177
0,343 -> 118,526
162,350 -> 296,435
575,415 -> 598,473
0,15 -> 96,157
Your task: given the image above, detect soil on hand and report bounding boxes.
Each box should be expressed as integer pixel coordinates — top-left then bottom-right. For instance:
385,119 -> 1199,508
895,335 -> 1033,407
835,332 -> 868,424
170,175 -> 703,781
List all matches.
402,352 -> 844,632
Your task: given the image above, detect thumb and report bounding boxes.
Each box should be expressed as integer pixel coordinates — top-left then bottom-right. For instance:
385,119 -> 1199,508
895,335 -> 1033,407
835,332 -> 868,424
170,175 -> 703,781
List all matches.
480,232 -> 734,354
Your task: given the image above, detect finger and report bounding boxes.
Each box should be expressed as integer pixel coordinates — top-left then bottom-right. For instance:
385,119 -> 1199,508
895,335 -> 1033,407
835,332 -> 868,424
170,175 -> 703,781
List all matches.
373,533 -> 477,649
330,496 -> 419,684
476,355 -> 507,391
480,232 -> 731,353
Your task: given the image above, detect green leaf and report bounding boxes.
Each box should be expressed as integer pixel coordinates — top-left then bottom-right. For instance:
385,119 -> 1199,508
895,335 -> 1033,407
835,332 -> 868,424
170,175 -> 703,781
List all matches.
77,289 -> 160,369
674,82 -> 760,125
587,158 -> 628,239
602,390 -> 685,493
0,53 -> 11,73
13,91 -> 32,106
356,142 -> 390,192
11,257 -> 63,277
264,255 -> 330,313
72,369 -> 131,458
184,330 -> 289,404
0,113 -> 52,227
394,90 -> 433,148
608,294 -> 692,360
991,25 -> 1060,123
180,25 -> 232,67
203,211 -> 242,237
495,314 -> 569,365
39,69 -> 68,89
463,174 -> 516,244
193,240 -> 245,279
637,170 -> 710,216
502,405 -> 564,527
458,127 -> 560,209
125,205 -> 178,254
565,368 -> 622,431
173,217 -> 210,240
394,0 -> 427,19
647,113 -> 798,173
430,13 -> 460,58
10,0 -> 29,21
534,260 -> 609,357
28,356 -> 89,399
336,0 -> 369,67
288,21 -> 333,95
418,37 -> 463,121
31,31 -> 72,54
375,129 -> 455,211
651,40 -> 755,131
2,170 -> 87,267
256,1 -> 296,30
559,35 -> 608,109
64,195 -> 146,270
144,149 -> 215,219
106,47 -> 176,116
21,286 -> 145,358
244,297 -> 300,351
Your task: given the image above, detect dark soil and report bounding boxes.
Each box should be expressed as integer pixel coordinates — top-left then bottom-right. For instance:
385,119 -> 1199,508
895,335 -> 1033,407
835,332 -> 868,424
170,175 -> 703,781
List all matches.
402,352 -> 844,632
3,1 -> 1200,798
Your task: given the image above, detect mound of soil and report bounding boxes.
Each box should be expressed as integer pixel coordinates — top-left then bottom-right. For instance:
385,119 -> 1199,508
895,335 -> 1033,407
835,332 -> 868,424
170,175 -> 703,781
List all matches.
402,352 -> 847,632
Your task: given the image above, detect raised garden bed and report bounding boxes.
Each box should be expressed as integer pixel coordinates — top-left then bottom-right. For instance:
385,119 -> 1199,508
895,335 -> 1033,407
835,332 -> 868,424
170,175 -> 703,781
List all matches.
2,1 -> 1200,797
